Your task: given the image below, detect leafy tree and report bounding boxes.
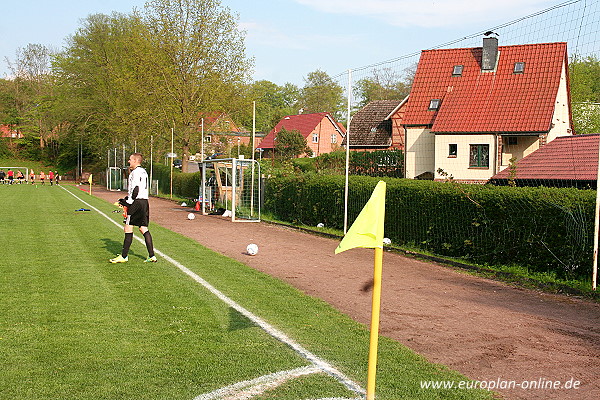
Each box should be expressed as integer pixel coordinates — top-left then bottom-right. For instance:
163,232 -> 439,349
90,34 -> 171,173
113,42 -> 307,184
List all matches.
135,0 -> 252,171
238,80 -> 299,133
274,128 -> 312,159
569,55 -> 600,134
297,70 -> 344,119
5,43 -> 56,150
354,66 -> 413,108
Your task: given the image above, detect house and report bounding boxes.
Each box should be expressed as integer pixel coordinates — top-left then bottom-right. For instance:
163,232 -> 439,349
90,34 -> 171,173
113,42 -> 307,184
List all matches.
489,133 -> 599,189
402,38 -> 572,183
257,112 -> 346,157
343,99 -> 407,151
0,124 -> 23,139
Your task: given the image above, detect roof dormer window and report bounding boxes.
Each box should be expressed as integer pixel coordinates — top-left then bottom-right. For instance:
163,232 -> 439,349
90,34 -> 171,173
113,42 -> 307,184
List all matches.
452,65 -> 464,76
513,62 -> 525,74
428,99 -> 441,111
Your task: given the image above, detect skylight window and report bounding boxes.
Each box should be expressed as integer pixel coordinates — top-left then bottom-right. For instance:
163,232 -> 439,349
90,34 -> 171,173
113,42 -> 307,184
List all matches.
513,62 -> 525,74
452,65 -> 464,76
428,99 -> 441,110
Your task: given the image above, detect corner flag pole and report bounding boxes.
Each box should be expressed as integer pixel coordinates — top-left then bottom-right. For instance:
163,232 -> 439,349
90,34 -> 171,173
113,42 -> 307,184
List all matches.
335,180 -> 386,399
88,174 -> 93,195
367,246 -> 384,400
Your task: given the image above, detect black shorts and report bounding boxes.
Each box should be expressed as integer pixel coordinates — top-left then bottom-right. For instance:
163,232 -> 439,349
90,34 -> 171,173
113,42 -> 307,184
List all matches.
126,199 -> 150,227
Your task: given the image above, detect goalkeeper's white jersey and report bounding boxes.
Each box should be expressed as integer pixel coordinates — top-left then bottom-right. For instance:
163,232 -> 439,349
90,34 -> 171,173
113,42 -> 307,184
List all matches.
128,166 -> 149,201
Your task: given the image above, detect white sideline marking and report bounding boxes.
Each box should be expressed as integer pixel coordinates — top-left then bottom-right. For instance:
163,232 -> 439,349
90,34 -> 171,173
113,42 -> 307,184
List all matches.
194,366 -> 318,400
64,187 -> 366,399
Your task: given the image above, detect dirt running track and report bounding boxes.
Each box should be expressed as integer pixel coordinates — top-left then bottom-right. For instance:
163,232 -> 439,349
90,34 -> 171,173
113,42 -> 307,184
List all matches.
92,187 -> 600,400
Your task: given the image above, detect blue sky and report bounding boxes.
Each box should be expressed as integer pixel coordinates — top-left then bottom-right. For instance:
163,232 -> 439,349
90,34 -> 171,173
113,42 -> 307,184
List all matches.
0,0 -> 562,86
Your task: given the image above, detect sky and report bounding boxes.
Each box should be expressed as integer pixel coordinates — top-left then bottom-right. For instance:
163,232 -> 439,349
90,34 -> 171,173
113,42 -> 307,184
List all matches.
0,0 -> 564,86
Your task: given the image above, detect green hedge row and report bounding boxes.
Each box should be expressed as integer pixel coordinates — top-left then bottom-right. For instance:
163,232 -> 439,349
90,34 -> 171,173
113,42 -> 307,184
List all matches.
150,163 -> 201,199
264,174 -> 596,279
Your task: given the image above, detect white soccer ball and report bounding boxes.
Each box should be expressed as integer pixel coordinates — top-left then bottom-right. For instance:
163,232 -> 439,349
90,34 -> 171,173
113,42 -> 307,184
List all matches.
246,243 -> 259,256
317,223 -> 324,228
187,213 -> 196,220
383,237 -> 392,245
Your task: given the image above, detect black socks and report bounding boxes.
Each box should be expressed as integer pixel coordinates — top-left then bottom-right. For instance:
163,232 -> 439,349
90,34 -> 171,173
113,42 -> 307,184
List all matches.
143,231 -> 154,258
122,232 -> 133,258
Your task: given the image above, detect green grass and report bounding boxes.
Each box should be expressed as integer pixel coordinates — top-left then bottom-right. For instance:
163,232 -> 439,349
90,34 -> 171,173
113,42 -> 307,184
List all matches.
0,183 -> 494,399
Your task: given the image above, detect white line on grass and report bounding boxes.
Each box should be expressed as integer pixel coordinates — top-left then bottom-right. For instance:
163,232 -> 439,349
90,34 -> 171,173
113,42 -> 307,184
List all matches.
63,187 -> 366,399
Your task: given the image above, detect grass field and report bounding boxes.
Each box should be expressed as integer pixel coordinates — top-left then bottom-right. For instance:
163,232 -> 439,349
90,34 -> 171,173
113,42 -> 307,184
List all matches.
0,182 -> 494,400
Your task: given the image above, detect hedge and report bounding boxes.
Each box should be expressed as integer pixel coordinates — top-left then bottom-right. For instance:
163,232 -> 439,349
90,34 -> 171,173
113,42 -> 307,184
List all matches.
264,174 -> 595,279
150,163 -> 201,199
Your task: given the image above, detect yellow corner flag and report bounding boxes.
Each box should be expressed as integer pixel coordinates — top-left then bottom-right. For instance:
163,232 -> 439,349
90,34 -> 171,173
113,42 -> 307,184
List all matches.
88,174 -> 92,195
335,180 -> 386,400
335,180 -> 386,254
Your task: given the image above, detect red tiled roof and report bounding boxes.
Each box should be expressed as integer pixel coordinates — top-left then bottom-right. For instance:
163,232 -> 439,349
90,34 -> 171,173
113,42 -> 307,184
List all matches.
492,134 -> 600,181
402,42 -> 568,133
0,124 -> 23,138
257,112 -> 345,149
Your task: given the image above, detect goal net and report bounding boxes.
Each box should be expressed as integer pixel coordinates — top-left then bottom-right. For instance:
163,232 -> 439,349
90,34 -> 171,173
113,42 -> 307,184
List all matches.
200,158 -> 261,222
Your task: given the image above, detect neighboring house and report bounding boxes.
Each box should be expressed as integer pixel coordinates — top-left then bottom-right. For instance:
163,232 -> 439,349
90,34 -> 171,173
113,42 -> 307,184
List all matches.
343,99 -> 407,151
490,133 -> 600,189
196,111 -> 264,158
402,37 -> 572,183
0,124 -> 23,139
257,112 -> 346,157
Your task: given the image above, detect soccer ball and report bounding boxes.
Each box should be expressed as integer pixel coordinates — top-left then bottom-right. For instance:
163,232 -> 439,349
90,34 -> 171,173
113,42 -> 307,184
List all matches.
246,243 -> 259,256
383,237 -> 392,245
317,223 -> 324,228
187,213 -> 196,220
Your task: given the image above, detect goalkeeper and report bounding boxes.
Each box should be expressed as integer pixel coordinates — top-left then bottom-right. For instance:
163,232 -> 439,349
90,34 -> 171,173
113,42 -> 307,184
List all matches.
110,153 -> 157,263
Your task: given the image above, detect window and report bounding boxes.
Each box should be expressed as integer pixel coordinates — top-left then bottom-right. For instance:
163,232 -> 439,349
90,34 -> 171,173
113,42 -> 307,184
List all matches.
507,137 -> 518,145
428,99 -> 441,110
331,134 -> 337,144
312,133 -> 319,143
204,135 -> 212,143
452,65 -> 464,76
513,62 -> 525,74
448,144 -> 457,157
469,144 -> 490,168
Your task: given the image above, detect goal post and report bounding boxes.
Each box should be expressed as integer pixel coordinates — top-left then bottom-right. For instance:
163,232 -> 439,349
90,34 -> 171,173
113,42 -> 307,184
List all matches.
200,158 -> 261,222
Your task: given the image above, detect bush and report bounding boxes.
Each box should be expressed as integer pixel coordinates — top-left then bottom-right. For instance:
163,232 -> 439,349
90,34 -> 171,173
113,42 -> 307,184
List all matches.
264,174 -> 595,279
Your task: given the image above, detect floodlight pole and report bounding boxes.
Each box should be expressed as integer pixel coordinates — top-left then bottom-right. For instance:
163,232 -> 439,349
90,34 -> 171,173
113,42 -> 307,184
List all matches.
201,118 -> 204,161
170,125 -> 174,199
343,69 -> 352,233
150,135 -> 153,194
251,101 -> 256,215
593,137 -> 600,290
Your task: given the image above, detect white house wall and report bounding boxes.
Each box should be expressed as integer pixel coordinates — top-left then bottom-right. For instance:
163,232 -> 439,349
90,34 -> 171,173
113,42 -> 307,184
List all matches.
435,134 -> 498,181
405,127 -> 435,179
500,136 -> 539,167
548,61 -> 572,140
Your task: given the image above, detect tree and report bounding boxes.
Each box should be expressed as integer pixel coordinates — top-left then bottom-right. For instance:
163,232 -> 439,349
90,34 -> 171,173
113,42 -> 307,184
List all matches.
135,0 -> 253,171
297,70 -> 344,119
354,66 -> 413,108
238,80 -> 299,133
569,55 -> 600,134
274,128 -> 312,159
5,43 -> 55,149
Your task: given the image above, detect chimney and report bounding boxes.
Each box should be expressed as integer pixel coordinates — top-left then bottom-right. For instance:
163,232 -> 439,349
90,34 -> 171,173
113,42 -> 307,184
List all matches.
482,36 -> 498,71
